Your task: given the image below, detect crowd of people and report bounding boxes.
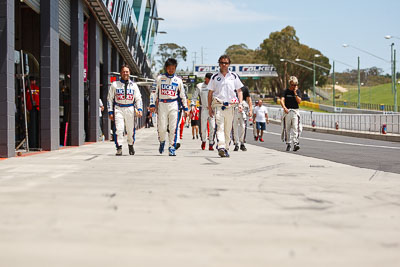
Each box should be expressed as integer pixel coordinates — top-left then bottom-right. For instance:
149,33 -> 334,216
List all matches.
107,55 -> 303,157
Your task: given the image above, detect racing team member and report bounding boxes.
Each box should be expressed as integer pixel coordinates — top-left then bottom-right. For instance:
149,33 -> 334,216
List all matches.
280,76 -> 302,152
191,72 -> 215,151
232,85 -> 253,152
208,55 -> 244,158
107,65 -> 143,156
150,58 -> 189,156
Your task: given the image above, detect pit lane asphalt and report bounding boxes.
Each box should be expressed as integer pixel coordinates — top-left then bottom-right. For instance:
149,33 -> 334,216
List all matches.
0,126 -> 399,267
245,123 -> 400,174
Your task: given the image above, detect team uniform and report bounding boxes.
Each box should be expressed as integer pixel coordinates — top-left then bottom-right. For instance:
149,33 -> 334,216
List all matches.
150,73 -> 188,155
232,86 -> 250,148
208,71 -> 244,156
281,88 -> 303,149
191,82 -> 215,148
107,79 -> 143,151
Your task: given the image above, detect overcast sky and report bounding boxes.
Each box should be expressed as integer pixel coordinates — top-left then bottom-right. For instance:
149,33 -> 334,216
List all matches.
154,0 -> 400,74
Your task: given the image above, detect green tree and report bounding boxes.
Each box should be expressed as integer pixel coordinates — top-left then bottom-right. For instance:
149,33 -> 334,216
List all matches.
258,26 -> 330,97
156,43 -> 188,72
225,44 -> 258,64
225,44 -> 265,94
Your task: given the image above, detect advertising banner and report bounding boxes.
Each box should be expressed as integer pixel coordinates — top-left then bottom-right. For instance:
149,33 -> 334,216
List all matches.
194,64 -> 278,78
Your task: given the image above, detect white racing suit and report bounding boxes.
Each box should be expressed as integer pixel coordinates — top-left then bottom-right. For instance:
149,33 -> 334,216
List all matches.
232,102 -> 249,145
281,109 -> 303,145
107,79 -> 143,148
191,82 -> 215,145
150,73 -> 188,149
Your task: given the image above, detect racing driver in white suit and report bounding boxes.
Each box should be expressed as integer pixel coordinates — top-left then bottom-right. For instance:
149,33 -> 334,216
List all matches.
150,58 -> 189,156
107,65 -> 143,156
191,72 -> 215,151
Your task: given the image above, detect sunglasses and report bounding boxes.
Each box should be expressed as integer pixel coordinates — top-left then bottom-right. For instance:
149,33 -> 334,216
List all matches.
219,62 -> 229,65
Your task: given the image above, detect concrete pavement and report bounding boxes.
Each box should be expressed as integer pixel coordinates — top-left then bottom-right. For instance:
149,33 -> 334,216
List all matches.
0,127 -> 399,267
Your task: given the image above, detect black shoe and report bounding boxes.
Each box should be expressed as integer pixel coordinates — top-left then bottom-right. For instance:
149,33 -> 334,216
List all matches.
293,143 -> 300,151
128,145 -> 135,155
192,136 -> 195,140
175,143 -> 181,150
116,146 -> 122,156
196,135 -> 199,139
240,144 -> 247,151
233,144 -> 239,151
286,144 -> 291,152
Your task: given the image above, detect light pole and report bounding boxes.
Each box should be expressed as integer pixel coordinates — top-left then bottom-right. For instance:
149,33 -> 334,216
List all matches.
280,58 -> 313,98
296,55 -> 329,103
395,49 -> 397,112
385,35 -> 400,112
343,43 -> 392,110
320,57 -> 354,107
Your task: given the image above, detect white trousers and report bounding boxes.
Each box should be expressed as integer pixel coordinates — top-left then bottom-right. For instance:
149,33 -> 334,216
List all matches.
114,105 -> 136,147
282,109 -> 302,145
233,107 -> 246,144
200,107 -> 215,145
157,101 -> 181,148
214,106 -> 234,150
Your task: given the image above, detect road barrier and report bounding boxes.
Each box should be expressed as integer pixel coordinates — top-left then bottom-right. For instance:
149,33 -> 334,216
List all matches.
267,107 -> 400,135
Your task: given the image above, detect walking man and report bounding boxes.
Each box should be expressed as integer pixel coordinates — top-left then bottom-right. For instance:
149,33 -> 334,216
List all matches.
280,76 -> 302,151
191,72 -> 215,150
150,58 -> 189,156
107,65 -> 143,156
253,99 -> 269,142
233,85 -> 253,151
208,55 -> 244,158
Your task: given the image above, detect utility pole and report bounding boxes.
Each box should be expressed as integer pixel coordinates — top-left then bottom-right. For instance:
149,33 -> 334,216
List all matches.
201,47 -> 204,64
357,56 -> 361,109
333,61 -> 336,107
391,43 -> 394,94
394,49 -> 397,112
192,51 -> 197,74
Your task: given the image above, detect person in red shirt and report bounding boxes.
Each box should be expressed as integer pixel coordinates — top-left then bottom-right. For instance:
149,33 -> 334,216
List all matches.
26,78 -> 40,111
26,77 -> 40,148
190,106 -> 200,139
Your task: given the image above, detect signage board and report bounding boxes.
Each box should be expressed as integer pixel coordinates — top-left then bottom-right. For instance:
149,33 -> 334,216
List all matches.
194,64 -> 278,77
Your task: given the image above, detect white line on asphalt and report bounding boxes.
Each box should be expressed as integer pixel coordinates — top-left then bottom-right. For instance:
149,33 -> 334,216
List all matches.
247,127 -> 400,150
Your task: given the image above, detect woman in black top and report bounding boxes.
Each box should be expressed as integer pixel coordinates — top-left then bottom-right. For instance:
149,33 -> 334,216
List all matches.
280,76 -> 302,151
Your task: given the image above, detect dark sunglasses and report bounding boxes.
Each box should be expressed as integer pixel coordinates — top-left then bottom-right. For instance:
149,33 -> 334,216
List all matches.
219,62 -> 229,65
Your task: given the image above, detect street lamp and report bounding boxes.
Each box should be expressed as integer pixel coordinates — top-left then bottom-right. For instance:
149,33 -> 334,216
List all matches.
385,35 -> 398,112
280,58 -> 314,100
296,55 -> 329,103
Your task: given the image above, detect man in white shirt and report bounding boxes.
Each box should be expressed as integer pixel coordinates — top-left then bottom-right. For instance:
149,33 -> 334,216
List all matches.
207,55 -> 244,158
253,99 -> 269,142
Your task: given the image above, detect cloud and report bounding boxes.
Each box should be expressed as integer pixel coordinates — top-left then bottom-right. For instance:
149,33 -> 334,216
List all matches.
158,0 -> 277,30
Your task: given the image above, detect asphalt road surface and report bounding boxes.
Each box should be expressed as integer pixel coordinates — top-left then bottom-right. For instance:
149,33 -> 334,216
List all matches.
245,123 -> 400,174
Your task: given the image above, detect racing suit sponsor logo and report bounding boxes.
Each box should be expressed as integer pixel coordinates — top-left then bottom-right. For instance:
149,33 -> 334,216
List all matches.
116,88 -> 134,100
161,83 -> 178,96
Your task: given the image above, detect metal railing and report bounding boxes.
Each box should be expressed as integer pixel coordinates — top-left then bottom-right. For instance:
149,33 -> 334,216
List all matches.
335,101 -> 400,112
267,107 -> 400,135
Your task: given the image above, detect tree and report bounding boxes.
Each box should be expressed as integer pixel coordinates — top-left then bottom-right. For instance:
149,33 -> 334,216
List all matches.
225,44 -> 258,64
258,26 -> 330,97
155,43 -> 188,72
